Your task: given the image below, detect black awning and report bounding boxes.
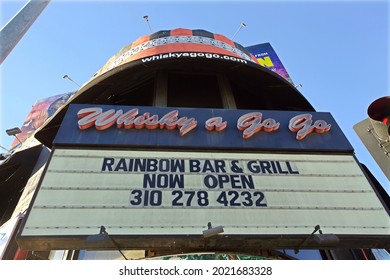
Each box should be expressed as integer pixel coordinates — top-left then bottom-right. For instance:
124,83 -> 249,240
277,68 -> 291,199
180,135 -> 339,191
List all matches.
35,56 -> 315,148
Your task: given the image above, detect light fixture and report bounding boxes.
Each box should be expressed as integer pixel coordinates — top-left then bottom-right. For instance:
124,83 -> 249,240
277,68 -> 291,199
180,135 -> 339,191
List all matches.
6,127 -> 22,144
85,225 -> 128,260
294,225 -> 321,254
294,225 -> 339,253
63,74 -> 81,88
295,83 -> 303,88
203,222 -> 224,238
143,15 -> 152,33
313,234 -> 340,245
0,144 -> 10,152
232,22 -> 246,40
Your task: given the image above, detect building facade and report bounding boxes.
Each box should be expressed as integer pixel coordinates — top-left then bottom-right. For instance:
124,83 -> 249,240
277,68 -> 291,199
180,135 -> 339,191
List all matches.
1,28 -> 389,260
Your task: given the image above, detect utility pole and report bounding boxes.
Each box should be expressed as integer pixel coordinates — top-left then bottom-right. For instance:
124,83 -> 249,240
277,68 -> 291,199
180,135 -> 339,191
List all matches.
0,0 -> 50,64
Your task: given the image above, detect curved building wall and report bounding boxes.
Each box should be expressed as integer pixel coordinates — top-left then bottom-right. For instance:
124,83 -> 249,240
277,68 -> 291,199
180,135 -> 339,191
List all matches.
35,28 -> 314,146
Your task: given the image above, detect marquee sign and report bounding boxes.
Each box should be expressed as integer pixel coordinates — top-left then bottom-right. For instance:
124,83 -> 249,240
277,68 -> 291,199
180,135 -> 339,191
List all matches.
17,149 -> 390,250
77,107 -> 331,140
54,104 -> 353,152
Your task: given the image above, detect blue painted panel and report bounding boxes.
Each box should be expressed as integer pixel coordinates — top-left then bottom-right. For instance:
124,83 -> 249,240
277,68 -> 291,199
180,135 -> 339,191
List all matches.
54,104 -> 353,152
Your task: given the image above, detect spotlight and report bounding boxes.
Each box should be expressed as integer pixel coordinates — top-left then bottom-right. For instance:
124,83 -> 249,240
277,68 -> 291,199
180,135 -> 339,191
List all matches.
202,222 -> 224,238
85,225 -> 128,260
232,22 -> 246,40
143,15 -> 152,33
6,127 -> 22,144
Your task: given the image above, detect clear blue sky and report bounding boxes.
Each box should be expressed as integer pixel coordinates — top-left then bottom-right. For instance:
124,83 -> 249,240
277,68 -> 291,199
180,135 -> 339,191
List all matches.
1,0 -> 389,192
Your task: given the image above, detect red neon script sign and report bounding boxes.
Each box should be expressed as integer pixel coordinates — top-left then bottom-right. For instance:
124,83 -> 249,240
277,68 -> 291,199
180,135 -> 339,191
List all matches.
205,117 -> 227,132
77,107 -> 331,140
288,114 -> 331,140
237,112 -> 280,139
78,107 -> 197,136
